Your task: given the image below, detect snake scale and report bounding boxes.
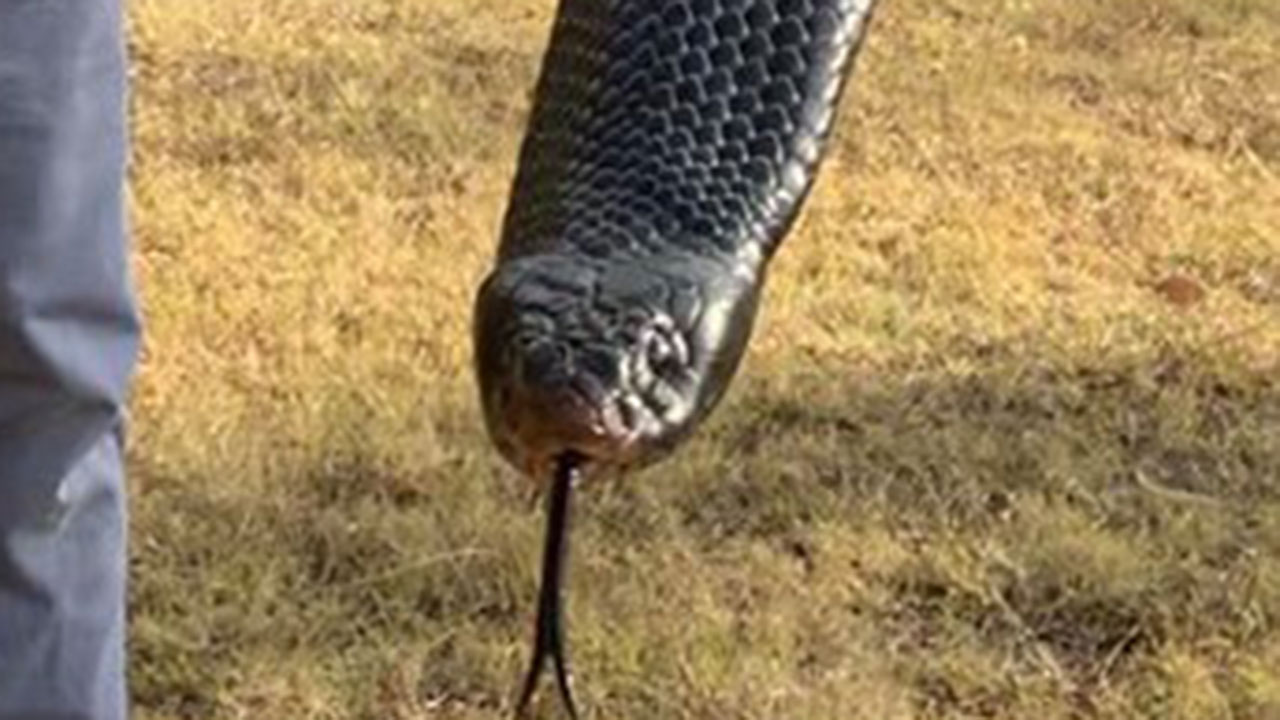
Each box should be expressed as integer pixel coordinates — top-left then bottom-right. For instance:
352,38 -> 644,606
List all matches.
472,0 -> 878,715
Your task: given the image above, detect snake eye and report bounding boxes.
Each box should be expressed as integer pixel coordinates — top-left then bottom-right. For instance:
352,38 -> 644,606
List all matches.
647,333 -> 672,364
644,326 -> 688,377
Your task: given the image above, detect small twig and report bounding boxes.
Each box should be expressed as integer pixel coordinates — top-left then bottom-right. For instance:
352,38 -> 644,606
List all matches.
1133,469 -> 1222,507
1234,132 -> 1279,186
987,581 -> 1079,696
1096,622 -> 1145,690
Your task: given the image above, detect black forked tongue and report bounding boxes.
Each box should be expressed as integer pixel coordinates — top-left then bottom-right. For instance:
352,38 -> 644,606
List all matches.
515,452 -> 582,719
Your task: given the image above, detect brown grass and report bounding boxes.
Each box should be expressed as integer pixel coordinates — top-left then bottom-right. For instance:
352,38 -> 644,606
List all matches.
126,0 -> 1279,718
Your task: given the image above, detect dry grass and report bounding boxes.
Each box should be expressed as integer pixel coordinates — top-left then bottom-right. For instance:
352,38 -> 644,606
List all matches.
125,0 -> 1279,718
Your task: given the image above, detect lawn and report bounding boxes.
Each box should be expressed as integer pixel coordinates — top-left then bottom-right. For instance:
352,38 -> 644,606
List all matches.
126,0 -> 1279,717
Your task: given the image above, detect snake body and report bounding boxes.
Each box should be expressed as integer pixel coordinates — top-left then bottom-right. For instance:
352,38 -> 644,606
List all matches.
472,0 -> 878,715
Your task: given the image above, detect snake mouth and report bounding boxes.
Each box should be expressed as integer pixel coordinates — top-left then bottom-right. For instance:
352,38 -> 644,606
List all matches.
497,377 -> 646,480
487,326 -> 703,480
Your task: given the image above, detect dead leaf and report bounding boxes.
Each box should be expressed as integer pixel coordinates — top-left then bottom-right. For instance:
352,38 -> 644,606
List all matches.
1153,274 -> 1206,307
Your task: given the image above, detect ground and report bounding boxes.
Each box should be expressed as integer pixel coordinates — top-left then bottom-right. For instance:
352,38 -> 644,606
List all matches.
126,0 -> 1279,718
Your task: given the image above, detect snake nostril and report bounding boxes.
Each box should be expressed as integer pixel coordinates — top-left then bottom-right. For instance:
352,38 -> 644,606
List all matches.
522,340 -> 572,386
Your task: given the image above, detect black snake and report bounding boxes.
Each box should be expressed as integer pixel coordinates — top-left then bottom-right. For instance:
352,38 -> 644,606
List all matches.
472,0 -> 878,715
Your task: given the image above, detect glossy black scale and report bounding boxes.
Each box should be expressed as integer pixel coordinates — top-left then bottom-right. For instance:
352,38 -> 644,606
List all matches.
471,1 -> 879,716
500,0 -> 876,268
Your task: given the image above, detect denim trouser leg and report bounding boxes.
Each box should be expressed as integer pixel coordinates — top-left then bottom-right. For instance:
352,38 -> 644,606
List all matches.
0,1 -> 138,718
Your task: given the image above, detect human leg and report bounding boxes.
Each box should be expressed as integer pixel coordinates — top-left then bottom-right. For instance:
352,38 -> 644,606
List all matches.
0,1 -> 138,717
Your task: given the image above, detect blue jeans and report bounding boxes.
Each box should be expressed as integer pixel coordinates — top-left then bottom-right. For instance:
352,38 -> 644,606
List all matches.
0,1 -> 137,718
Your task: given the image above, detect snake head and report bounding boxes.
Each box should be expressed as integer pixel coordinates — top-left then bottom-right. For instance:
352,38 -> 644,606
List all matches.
473,252 -> 759,481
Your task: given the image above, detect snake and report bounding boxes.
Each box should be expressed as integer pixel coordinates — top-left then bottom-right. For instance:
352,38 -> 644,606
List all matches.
472,0 -> 878,716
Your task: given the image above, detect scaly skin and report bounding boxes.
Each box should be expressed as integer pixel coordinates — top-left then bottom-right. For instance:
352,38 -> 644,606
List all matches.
471,1 -> 879,715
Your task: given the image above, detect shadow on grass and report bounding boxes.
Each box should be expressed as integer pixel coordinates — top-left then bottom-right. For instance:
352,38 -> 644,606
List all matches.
640,345 -> 1277,717
128,344 -> 1278,718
